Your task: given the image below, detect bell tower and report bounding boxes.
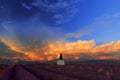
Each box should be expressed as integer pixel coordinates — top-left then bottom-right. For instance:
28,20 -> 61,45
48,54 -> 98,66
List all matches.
59,53 -> 63,60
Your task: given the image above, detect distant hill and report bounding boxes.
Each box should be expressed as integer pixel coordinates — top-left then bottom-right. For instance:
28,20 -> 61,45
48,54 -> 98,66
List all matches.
68,59 -> 120,64
46,59 -> 120,64
0,58 -> 42,65
0,58 -> 13,65
0,58 -> 120,65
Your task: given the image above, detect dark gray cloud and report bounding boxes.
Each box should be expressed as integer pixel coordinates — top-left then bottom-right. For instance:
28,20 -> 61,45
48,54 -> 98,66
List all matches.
0,21 -> 63,51
0,0 -> 81,61
0,0 -> 80,46
0,41 -> 29,60
0,41 -> 9,51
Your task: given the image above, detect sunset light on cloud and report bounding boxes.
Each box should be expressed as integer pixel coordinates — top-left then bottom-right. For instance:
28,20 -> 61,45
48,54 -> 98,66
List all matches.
1,36 -> 120,61
0,0 -> 120,62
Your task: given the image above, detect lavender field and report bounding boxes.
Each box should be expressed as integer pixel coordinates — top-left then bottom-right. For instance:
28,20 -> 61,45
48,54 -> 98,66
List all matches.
0,64 -> 120,80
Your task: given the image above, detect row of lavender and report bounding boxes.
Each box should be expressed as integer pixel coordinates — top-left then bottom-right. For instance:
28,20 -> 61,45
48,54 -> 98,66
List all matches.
0,65 -> 39,80
23,65 -> 79,80
0,65 -> 12,80
0,65 -> 78,80
24,64 -> 120,80
1,64 -> 120,80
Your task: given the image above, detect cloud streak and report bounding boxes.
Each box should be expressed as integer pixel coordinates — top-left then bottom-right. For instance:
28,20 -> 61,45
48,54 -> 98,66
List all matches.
29,0 -> 80,24
64,29 -> 92,39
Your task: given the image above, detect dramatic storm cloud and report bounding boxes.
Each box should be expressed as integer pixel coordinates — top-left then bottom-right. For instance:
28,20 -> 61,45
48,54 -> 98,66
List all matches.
0,0 -> 120,61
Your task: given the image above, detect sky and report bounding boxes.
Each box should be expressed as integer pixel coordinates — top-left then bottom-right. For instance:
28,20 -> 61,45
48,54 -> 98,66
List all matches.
0,0 -> 120,62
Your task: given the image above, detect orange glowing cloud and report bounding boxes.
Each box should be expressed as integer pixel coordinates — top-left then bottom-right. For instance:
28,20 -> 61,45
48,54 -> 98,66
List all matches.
92,41 -> 120,53
0,36 -> 120,61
